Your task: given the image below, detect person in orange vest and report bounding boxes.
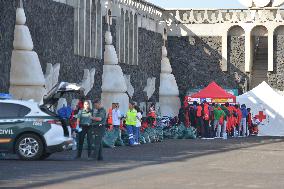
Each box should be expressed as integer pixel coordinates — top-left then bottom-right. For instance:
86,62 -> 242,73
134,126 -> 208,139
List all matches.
203,102 -> 210,138
231,105 -> 238,137
107,103 -> 115,131
196,103 -> 203,137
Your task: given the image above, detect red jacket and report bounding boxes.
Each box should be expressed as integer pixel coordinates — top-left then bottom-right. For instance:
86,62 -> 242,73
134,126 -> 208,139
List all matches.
203,103 -> 209,120
196,105 -> 202,117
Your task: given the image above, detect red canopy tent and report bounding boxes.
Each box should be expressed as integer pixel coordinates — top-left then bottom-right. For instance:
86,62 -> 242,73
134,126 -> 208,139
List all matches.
186,82 -> 236,104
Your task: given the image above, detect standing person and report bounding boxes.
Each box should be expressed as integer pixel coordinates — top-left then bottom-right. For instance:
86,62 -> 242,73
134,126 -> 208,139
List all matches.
112,103 -> 124,146
134,105 -> 143,145
235,104 -> 243,136
213,104 -> 225,138
107,104 -> 114,131
75,101 -> 93,159
247,108 -> 252,136
209,103 -> 215,138
240,104 -> 248,137
203,102 -> 210,138
148,103 -> 157,128
125,102 -> 137,146
189,104 -> 196,128
227,103 -> 235,137
184,98 -> 190,127
196,103 -> 203,137
230,104 -> 238,137
91,98 -> 107,161
221,104 -> 230,139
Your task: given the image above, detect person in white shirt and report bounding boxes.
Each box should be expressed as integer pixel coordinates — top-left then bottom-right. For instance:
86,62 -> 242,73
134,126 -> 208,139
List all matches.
112,103 -> 121,127
112,103 -> 124,146
134,105 -> 143,145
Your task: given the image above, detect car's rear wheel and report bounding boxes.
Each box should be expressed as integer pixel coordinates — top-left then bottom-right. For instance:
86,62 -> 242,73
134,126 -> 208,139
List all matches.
15,134 -> 44,160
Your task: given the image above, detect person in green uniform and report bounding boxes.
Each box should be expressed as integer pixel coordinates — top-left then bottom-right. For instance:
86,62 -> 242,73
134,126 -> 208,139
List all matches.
91,98 -> 107,161
76,100 -> 93,159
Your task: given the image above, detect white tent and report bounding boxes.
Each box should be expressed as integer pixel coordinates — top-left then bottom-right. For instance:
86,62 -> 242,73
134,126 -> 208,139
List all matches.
237,81 -> 284,136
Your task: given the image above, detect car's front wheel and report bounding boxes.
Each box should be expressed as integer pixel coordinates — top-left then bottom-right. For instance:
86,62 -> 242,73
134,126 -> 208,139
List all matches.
15,134 -> 44,160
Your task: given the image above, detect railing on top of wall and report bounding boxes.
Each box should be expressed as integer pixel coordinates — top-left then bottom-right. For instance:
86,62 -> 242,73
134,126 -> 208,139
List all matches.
164,8 -> 284,24
115,0 -> 163,19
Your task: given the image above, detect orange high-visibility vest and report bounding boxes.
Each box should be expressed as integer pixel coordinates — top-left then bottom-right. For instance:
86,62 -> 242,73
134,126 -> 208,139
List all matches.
196,106 -> 202,117
107,108 -> 112,125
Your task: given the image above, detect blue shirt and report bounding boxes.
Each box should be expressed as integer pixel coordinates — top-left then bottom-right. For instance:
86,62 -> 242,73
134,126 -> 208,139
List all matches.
241,107 -> 248,118
57,106 -> 72,119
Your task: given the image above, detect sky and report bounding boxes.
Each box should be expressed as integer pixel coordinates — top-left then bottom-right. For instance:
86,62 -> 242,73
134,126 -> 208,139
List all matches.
147,0 -> 246,9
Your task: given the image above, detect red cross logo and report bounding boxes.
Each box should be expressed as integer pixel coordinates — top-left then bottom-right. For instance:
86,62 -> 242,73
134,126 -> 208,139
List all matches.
255,111 -> 267,122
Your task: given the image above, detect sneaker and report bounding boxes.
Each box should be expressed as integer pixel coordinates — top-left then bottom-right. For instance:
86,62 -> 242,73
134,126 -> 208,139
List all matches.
133,142 -> 139,145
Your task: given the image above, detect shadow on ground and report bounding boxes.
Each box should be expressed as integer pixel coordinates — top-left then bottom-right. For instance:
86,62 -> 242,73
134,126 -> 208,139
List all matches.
0,137 -> 283,188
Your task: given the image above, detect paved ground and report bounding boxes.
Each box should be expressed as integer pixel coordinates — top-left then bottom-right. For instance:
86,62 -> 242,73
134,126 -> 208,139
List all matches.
1,137 -> 284,189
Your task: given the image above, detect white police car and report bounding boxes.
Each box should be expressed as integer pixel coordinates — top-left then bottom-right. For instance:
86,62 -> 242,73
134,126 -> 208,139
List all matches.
0,82 -> 83,160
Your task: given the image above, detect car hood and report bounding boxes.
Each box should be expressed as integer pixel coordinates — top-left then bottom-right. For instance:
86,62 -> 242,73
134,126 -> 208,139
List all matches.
42,82 -> 84,106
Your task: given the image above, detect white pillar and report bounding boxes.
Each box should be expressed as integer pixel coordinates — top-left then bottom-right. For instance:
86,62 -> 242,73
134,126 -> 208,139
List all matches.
74,4 -> 80,54
91,1 -> 97,57
221,33 -> 228,71
134,14 -> 138,65
120,9 -> 125,63
245,31 -> 252,72
131,13 -> 135,65
96,1 -> 102,59
268,30 -> 274,71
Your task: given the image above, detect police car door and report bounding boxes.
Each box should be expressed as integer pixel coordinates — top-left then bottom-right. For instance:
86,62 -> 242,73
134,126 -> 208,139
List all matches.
0,102 -> 30,152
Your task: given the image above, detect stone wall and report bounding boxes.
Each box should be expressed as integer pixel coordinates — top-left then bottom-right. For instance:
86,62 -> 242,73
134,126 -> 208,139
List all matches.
0,1 -> 15,92
0,0 -> 162,103
227,37 -> 246,77
167,36 -> 239,96
270,35 -> 284,90
0,0 -> 103,100
120,28 -> 163,103
227,36 -> 248,92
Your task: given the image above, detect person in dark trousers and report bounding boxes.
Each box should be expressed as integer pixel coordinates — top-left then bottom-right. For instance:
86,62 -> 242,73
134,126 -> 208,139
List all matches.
209,103 -> 215,138
221,104 -> 230,139
196,103 -> 203,137
189,105 -> 196,128
91,98 -> 107,161
76,100 -> 93,159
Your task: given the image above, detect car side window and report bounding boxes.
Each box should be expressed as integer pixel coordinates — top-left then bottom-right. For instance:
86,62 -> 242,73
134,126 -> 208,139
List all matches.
0,103 -> 31,118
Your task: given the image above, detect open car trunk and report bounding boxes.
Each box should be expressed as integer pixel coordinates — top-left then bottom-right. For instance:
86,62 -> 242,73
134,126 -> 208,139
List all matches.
41,82 -> 84,136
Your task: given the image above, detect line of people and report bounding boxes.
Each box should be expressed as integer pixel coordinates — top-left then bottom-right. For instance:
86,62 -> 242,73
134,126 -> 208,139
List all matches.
184,101 -> 260,139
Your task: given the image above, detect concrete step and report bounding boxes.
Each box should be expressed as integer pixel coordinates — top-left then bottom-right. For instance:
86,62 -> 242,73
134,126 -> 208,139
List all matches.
252,66 -> 268,69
